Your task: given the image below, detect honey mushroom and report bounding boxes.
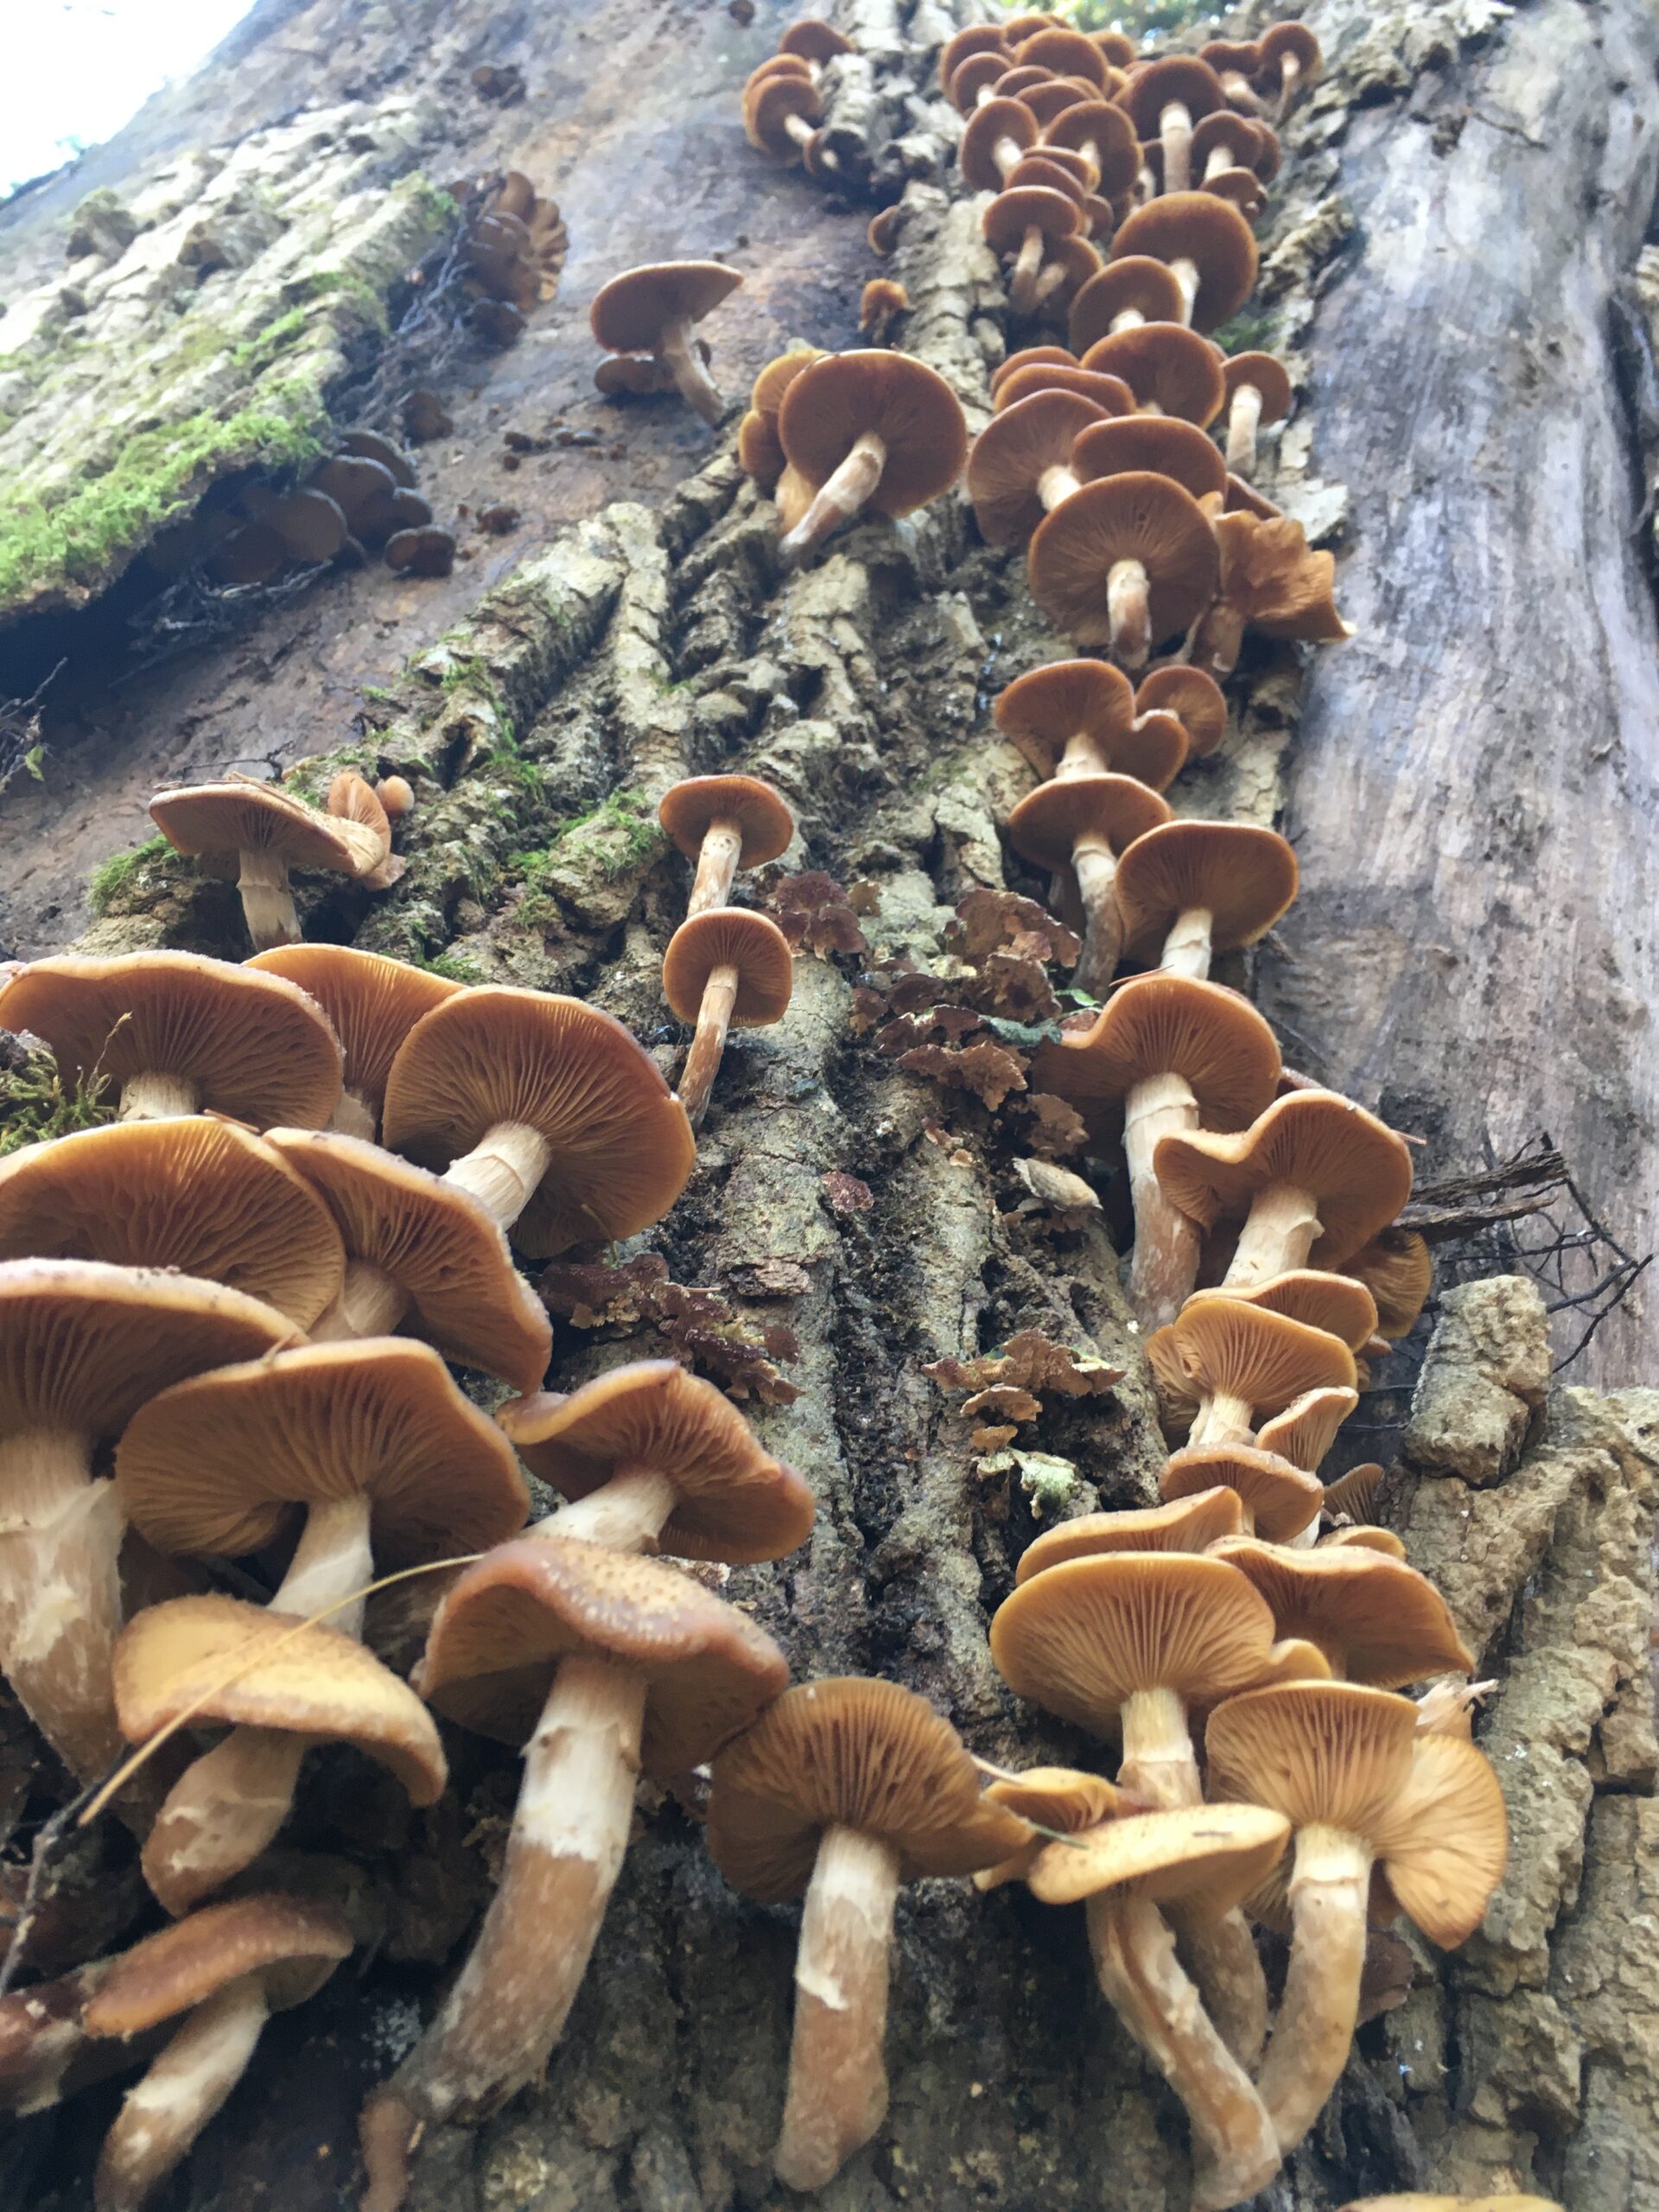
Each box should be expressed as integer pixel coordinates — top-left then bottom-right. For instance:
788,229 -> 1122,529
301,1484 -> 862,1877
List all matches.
1014,1486 -> 1248,1567
664,909 -> 794,1128
1254,21 -> 1323,118
961,94 -> 1040,188
588,263 -> 743,427
1135,664 -> 1229,760
1043,98 -> 1141,203
1071,413 -> 1230,513
246,942 -> 462,1140
1191,108 -> 1268,191
148,774 -> 399,950
938,24 -> 1010,96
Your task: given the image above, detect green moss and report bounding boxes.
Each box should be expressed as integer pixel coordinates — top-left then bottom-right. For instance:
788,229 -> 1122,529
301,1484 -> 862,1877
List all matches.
0,1045 -> 116,1157
413,950 -> 488,984
513,789 -> 662,897
87,835 -> 173,914
1211,306 -> 1281,357
407,175 -> 462,230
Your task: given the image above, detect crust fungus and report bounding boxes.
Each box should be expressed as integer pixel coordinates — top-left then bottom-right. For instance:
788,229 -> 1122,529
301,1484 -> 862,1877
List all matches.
589,263 -> 742,427
774,350 -> 967,562
663,906 -> 794,1125
1112,817 -> 1299,978
247,943 -> 461,1141
995,658 -> 1188,791
1121,56 -> 1225,194
1109,193 -> 1258,331
1006,769 -> 1170,989
707,1679 -> 1033,2190
148,776 -> 396,950
1194,510 -> 1351,674
1169,1291 -> 1357,1452
1027,472 -> 1219,665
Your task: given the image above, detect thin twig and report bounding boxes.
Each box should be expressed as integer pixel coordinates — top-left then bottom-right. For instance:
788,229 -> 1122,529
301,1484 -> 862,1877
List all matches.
0,1769 -> 111,1999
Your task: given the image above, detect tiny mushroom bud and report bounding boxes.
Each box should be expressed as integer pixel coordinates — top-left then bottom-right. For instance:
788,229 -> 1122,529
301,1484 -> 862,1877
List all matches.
775,351 -> 968,563
589,262 -> 743,428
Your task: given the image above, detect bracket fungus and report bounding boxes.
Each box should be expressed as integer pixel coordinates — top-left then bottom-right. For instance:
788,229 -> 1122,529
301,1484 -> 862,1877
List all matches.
1111,817 -> 1299,979
0,950 -> 343,1127
381,986 -> 696,1256
995,658 -> 1188,791
1220,351 -> 1294,477
247,942 -> 462,1141
148,775 -> 397,950
588,262 -> 742,428
1005,768 -> 1170,990
773,350 -> 968,562
1027,472 -> 1219,665
663,906 -> 794,1126
706,1679 -> 1033,2191
1121,56 -> 1225,195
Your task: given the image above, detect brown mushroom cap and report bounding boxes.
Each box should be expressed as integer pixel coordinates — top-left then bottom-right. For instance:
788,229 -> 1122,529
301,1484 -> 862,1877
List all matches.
113,1594 -> 446,1804
1017,27 -> 1108,82
1322,1462 -> 1388,1526
590,263 -> 742,353
967,390 -> 1109,547
1172,1293 -> 1357,1421
1255,21 -> 1322,87
1341,1230 -> 1433,1338
336,431 -> 418,489
307,455 -> 398,522
738,409 -> 788,486
662,909 -> 793,1028
1159,1444 -> 1322,1543
1020,81 -> 1099,130
1208,1538 -> 1475,1686
269,490 -> 349,564
961,98 -> 1039,192
0,1119 -> 344,1329
995,658 -> 1135,775
116,1338 -> 529,1567
1071,414 -> 1228,502
1007,154 -> 1090,202
707,1677 -> 1033,1900
382,987 -> 696,1257
246,945 -> 462,1125
982,185 -> 1081,257
948,51 -> 1012,111
777,352 -> 969,516
496,1359 -> 814,1563
0,952 -> 344,1130
1067,257 -> 1188,354
1135,664 -> 1227,755
1080,324 -> 1226,424
1257,1384 -> 1360,1472
1027,473 -> 1220,647
1220,1269 -> 1379,1351
978,1764 -> 1131,1886
149,781 -> 361,880
1191,111 -> 1266,174
1222,351 -> 1294,423
1029,1800 -> 1292,1912
657,775 -> 794,868
262,1128 -> 552,1393
779,18 -> 853,62
1113,819 -> 1299,959
753,347 -> 826,415
1211,511 -> 1348,639
1154,1090 -> 1415,1269
1032,236 -> 1107,314
940,24 -> 1009,90
1043,101 -> 1141,197
1120,55 -> 1225,140
84,1896 -> 353,2037
1006,770 -> 1171,873
991,345 -> 1079,396
1029,973 -> 1281,1132
991,364 -> 1132,414
417,1534 -> 787,1769
1015,1486 -> 1247,1578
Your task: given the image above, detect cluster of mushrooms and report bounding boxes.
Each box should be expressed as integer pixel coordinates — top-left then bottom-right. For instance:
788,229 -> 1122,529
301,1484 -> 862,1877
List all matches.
741,18 -> 858,178
455,167 -> 568,347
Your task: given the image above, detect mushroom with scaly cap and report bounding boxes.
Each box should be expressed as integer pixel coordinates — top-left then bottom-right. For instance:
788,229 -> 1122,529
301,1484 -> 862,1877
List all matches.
589,263 -> 742,428
774,351 -> 968,563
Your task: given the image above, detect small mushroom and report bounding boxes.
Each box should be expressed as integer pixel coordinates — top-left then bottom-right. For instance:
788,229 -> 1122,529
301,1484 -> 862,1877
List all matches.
248,943 -> 464,1140
1220,351 -> 1294,477
1111,818 -> 1299,979
968,389 -> 1112,545
1020,79 -> 1098,130
385,525 -> 455,577
939,23 -> 1010,92
1071,412 -> 1230,505
1109,193 -> 1258,331
858,276 -> 908,340
973,1765 -> 1131,1891
1007,152 -> 1089,202
1006,770 -> 1170,989
1254,21 -> 1322,117
84,1895 -> 353,2212
1200,39 -> 1266,115
149,778 -> 393,950
1160,1445 -> 1325,1543
1014,1486 -> 1248,1568
991,342 -> 1080,397
1027,472 -> 1220,665
1320,1459 -> 1388,1527
589,262 -> 742,428
990,360 -> 1131,411
1017,26 -> 1109,85
1069,254 -> 1188,347
663,906 -> 794,1126
1341,1226 -> 1433,1339
658,772 -> 794,918
1031,235 -> 1106,320
995,658 -> 1188,790
1135,663 -> 1229,758
1192,109 -> 1268,189
1081,322 -> 1227,422
960,96 -> 1039,190
1043,99 -> 1141,200
1205,1537 -> 1475,1686
984,185 -> 1082,313
1193,510 -> 1351,673
736,349 -> 823,507
1207,1681 -> 1505,2152
1120,56 -> 1226,195
745,73 -> 828,173
1168,1291 -> 1357,1452
778,18 -> 854,75
707,1679 -> 1033,2190
774,350 -> 967,562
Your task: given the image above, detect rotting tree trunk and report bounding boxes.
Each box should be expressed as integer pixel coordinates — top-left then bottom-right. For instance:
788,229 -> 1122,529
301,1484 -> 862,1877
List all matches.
0,2 -> 1656,2210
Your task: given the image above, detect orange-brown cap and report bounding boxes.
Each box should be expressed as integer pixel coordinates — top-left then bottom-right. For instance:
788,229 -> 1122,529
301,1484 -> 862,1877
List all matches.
1221,351 -> 1293,423
113,1594 -> 446,1805
1080,323 -> 1226,424
994,658 -> 1134,777
1071,414 -> 1227,503
976,1764 -> 1132,1889
1341,1229 -> 1433,1338
1121,55 -> 1224,140
866,206 -> 906,257
246,945 -> 461,1130
1029,973 -> 1280,1132
1191,111 -> 1265,175
991,364 -> 1133,414
1203,167 -> 1266,222
0,1118 -> 344,1330
738,408 -> 788,487
1017,26 -> 1108,82
753,347 -> 825,416
860,276 -> 910,334
116,1338 -> 528,1565
591,263 -> 741,352
497,1360 -> 814,1563
967,390 -> 1109,547
1135,665 -> 1228,756
663,909 -> 793,1028
1031,235 -> 1107,315
149,781 -> 362,880
1162,1442 -> 1324,1542
84,1896 -> 353,2036
1172,1292 -> 1357,1423
708,1678 -> 1033,1900
991,345 -> 1079,396
418,1534 -> 787,1768
1255,22 -> 1322,92
1027,473 -> 1219,648
1044,101 -> 1140,197
1006,770 -> 1170,873
1256,1383 -> 1359,1471
1015,1486 -> 1246,1579
946,51 -> 1012,111
1216,1269 -> 1379,1351
982,185 -> 1080,258
382,988 -> 696,1257
1211,510 -> 1349,642
1067,256 -> 1186,351
779,18 -> 853,62
0,953 -> 344,1129
1028,1799 -> 1290,1913
1007,154 -> 1089,203
961,98 -> 1039,192
262,1127 -> 551,1392
778,352 -> 968,515
1154,1090 -> 1414,1269
940,23 -> 1009,90
1020,81 -> 1098,130
1207,1538 -> 1475,1685
1113,819 -> 1298,961
1321,1461 -> 1387,1525
1320,1525 -> 1408,1559
658,775 -> 794,868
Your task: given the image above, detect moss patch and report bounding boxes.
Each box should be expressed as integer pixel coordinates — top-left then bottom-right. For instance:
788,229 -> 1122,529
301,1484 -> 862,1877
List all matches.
87,834 -> 174,914
0,1043 -> 116,1156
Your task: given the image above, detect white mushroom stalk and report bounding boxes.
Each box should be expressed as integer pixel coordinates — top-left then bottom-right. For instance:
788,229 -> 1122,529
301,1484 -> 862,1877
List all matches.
773,1825 -> 902,2192
1188,1383 -> 1258,1450
439,1122 -> 553,1230
657,316 -> 726,428
236,851 -> 302,950
1225,382 -> 1265,475
1009,229 -> 1051,315
1107,558 -> 1154,667
779,431 -> 888,562
1224,1182 -> 1323,1287
677,963 -> 741,1127
1159,906 -> 1215,981
1123,1071 -> 1204,1330
1167,256 -> 1202,325
0,1427 -> 124,1787
1203,144 -> 1243,185
1251,1821 -> 1372,2152
543,1464 -> 677,1548
1157,103 -> 1197,194
119,1073 -> 200,1122
1110,306 -> 1149,333
1036,461 -> 1082,512
96,1976 -> 273,2212
688,818 -> 745,916
1056,729 -> 1108,779
307,1258 -> 411,1341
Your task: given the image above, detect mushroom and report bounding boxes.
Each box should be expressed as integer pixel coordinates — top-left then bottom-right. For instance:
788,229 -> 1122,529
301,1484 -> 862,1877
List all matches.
1254,21 -> 1322,117
866,204 -> 906,255
385,525 -> 455,578
1043,99 -> 1141,200
1205,1537 -> 1475,1685
0,951 -> 343,1127
1109,194 -> 1258,331
1007,152 -> 1090,202
1192,510 -> 1351,674
1111,818 -> 1299,979
736,348 -> 824,509
1120,56 -> 1225,194
1320,1459 -> 1388,1526
1169,1291 -> 1358,1452
1160,1445 -> 1324,1543
148,779 -> 392,950
1341,1226 -> 1433,1339
1256,1382 -> 1359,1472
983,184 -> 1082,314
262,1127 -> 550,1387
1200,39 -> 1265,115
1144,1274 -> 1376,1463
1020,79 -> 1099,130
960,96 -> 1039,190
938,24 -> 1010,92
112,1596 -> 445,1911
1154,1088 -> 1415,1289
361,1539 -> 788,2178
1028,973 -> 1280,1328
995,657 -> 1189,791
992,342 -> 1079,396
706,1678 -> 1034,2190
967,389 -> 1112,545
973,1765 -> 1131,1891
1219,352 -> 1294,477
247,944 -> 462,1140
1016,26 -> 1109,84
1206,1681 -> 1506,2152
990,361 -> 1131,411
658,773 -> 794,918
0,1956 -> 156,2115
1026,1802 -> 1293,2209
949,51 -> 1014,111
858,276 -> 908,340
0,1258 -> 292,1796
745,73 -> 827,172
1135,663 -> 1229,758
1071,412 -> 1230,504
663,906 -> 794,1126
1014,1485 -> 1248,1569
588,263 -> 742,428
1032,236 -> 1107,321
1081,322 -> 1227,423
1027,472 -> 1220,666
1006,770 -> 1170,990
774,351 -> 968,562
0,1117 -> 345,1329
497,1357 -> 814,1556
777,17 -> 854,77
1191,110 -> 1268,189
380,985 -> 696,1255
83,1895 -> 353,2212
1319,1524 -> 1408,1558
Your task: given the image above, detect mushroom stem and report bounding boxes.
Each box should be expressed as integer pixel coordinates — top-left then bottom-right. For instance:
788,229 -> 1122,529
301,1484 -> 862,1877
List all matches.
236,849 -> 302,952
1193,600 -> 1247,677
1057,731 -> 1109,779
1117,1685 -> 1200,1808
1224,1182 -> 1321,1288
1202,145 -> 1238,186
1158,101 -> 1196,194
1274,57 -> 1303,117
1036,462 -> 1081,512
1087,1895 -> 1281,2212
96,1975 -> 271,2212
273,1491 -> 375,1637
0,1429 -> 124,1788
1189,1389 -> 1257,1450
1071,835 -> 1124,994
994,137 -> 1023,181
1009,226 -> 1047,314
1168,256 -> 1201,326
1123,1070 -> 1204,1330
1109,307 -> 1148,334
387,1651 -> 646,2124
141,1727 -> 313,1917
773,1823 -> 902,2191
441,1121 -> 553,1233
1254,1821 -> 1371,2152
308,1259 -> 411,1343
1106,557 -> 1153,668
1173,1909 -> 1269,2072
1217,70 -> 1263,115
1160,906 -> 1215,981
658,315 -> 727,429
1225,383 -> 1264,476
778,430 -> 889,561
120,1072 -> 200,1122
688,818 -> 744,917
327,1087 -> 379,1142
542,1464 -> 678,1549
677,962 -> 740,1128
